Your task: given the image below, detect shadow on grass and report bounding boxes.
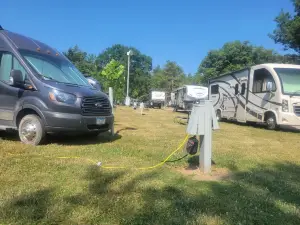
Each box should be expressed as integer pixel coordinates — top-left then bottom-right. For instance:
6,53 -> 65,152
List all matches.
83,162 -> 300,225
116,127 -> 137,134
2,162 -> 300,224
186,155 -> 216,170
0,131 -> 122,146
224,120 -> 300,133
0,188 -> 66,224
47,132 -> 122,145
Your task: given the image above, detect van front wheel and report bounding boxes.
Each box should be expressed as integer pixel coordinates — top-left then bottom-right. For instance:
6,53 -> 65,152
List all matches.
19,114 -> 45,145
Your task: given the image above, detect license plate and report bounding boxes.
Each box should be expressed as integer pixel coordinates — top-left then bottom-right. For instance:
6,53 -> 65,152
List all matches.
96,117 -> 106,125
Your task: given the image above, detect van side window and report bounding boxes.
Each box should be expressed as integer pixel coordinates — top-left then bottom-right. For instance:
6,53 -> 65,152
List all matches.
241,83 -> 246,95
0,52 -> 26,83
235,84 -> 239,95
253,68 -> 276,93
211,85 -> 219,94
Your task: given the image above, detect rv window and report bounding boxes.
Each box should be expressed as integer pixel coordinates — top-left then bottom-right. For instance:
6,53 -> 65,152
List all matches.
241,83 -> 246,95
235,84 -> 239,95
211,85 -> 219,94
253,68 -> 276,93
0,52 -> 26,83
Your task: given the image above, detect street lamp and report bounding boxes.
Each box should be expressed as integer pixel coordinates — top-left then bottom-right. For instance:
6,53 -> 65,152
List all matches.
125,50 -> 133,106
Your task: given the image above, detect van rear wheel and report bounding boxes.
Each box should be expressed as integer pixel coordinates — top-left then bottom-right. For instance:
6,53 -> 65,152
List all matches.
19,114 -> 45,145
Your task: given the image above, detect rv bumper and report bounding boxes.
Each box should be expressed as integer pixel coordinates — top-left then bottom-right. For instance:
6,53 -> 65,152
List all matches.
278,112 -> 300,130
43,111 -> 114,133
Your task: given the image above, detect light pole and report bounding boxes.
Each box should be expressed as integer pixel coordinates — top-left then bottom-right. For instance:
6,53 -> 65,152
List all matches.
125,50 -> 133,106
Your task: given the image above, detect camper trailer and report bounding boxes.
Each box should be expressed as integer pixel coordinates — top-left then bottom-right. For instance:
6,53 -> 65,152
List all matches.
149,90 -> 165,109
209,63 -> 300,130
173,85 -> 208,111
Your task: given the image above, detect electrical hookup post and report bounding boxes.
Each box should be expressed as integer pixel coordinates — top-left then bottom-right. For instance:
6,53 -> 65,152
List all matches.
186,100 -> 220,173
109,87 -> 114,136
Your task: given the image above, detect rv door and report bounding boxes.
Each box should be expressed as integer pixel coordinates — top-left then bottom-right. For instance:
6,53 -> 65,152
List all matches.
236,81 -> 247,122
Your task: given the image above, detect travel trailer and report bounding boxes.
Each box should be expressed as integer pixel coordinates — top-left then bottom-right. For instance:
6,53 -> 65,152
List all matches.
209,63 -> 300,130
149,90 -> 165,109
0,26 -> 113,145
173,85 -> 208,111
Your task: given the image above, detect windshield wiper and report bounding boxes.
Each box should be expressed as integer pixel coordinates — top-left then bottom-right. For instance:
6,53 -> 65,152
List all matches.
37,74 -> 80,86
38,74 -> 57,81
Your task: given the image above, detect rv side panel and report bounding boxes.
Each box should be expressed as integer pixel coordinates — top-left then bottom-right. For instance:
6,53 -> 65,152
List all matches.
209,69 -> 249,121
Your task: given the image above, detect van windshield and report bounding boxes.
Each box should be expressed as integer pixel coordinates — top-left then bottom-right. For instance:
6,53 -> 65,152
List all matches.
274,68 -> 300,95
20,50 -> 91,87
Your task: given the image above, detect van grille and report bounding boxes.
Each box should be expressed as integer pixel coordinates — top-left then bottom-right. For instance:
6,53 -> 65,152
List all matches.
294,105 -> 300,116
81,97 -> 111,116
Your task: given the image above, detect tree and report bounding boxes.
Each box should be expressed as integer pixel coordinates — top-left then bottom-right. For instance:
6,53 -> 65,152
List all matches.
197,41 -> 281,84
98,60 -> 125,101
63,45 -> 97,76
96,44 -> 152,99
270,0 -> 300,53
162,61 -> 185,92
151,65 -> 168,90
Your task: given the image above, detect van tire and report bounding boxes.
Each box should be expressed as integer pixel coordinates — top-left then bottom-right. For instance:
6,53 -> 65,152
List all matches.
266,114 -> 277,130
18,114 -> 45,145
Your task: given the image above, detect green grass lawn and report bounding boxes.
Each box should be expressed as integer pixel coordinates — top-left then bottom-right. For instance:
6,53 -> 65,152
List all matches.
1,107 -> 300,225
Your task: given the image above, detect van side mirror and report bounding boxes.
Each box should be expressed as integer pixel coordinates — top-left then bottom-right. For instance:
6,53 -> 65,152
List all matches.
10,70 -> 24,87
266,82 -> 273,92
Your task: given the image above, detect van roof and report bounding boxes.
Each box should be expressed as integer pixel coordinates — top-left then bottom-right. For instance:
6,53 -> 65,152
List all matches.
1,29 -> 64,59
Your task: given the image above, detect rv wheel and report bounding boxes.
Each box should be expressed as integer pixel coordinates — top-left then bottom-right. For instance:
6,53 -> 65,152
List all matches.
216,110 -> 222,122
266,114 -> 277,130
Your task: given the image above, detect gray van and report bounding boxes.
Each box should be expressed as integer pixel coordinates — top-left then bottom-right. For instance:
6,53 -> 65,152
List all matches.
0,26 -> 113,145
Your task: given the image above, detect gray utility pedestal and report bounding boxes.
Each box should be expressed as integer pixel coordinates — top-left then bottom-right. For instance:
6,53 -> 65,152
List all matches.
109,87 -> 114,136
186,100 -> 219,173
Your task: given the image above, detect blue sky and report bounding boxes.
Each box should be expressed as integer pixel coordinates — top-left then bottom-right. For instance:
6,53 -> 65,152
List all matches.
0,0 -> 295,74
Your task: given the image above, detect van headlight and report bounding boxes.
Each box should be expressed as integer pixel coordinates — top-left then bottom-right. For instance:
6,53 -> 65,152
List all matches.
282,99 -> 289,112
49,90 -> 77,105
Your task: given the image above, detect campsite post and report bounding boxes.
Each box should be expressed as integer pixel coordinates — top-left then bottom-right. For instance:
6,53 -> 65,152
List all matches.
109,87 -> 114,136
186,100 -> 219,173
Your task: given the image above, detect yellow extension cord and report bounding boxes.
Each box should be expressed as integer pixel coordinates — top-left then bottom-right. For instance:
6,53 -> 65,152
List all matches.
56,134 -> 190,170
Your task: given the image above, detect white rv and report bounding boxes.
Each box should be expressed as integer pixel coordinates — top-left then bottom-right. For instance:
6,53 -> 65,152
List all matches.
150,91 -> 166,109
173,85 -> 208,111
209,63 -> 300,130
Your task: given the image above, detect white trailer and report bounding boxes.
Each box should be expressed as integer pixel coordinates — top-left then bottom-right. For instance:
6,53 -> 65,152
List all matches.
150,91 -> 166,109
209,63 -> 300,130
173,85 -> 208,111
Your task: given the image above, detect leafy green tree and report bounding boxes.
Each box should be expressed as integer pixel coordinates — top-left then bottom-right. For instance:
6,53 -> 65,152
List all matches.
162,60 -> 185,92
151,65 -> 168,90
270,0 -> 300,53
96,44 -> 152,99
97,60 -> 125,101
63,45 -> 97,75
197,41 -> 281,84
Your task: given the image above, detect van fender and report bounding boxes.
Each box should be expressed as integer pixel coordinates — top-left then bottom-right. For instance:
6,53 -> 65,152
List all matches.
14,98 -> 48,127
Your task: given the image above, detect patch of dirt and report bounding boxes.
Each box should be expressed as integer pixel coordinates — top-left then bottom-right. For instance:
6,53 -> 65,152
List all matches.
176,165 -> 233,181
